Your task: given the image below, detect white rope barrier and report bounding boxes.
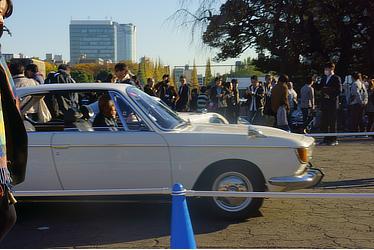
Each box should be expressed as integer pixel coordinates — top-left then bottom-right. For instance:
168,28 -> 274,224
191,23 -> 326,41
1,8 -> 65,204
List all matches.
14,188 -> 172,197
15,189 -> 374,199
186,190 -> 374,199
306,132 -> 374,138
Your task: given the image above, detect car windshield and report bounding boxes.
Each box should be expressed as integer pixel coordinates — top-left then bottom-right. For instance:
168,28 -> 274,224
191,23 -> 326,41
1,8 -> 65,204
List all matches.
127,87 -> 186,130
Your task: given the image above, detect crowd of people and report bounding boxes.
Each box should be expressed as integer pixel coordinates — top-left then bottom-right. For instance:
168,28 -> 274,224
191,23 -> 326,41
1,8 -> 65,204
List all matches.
10,61 -> 374,145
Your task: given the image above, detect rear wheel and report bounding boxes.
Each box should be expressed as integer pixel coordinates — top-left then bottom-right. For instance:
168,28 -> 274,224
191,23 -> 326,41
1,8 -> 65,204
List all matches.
196,164 -> 266,220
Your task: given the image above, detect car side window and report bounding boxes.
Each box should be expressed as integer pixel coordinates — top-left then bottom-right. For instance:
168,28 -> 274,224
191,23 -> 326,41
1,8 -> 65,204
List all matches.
20,93 -> 63,132
20,90 -> 125,133
110,92 -> 150,132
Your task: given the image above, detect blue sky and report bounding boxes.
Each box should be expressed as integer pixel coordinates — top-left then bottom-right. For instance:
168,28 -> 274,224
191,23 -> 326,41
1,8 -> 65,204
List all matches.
1,0 -> 255,74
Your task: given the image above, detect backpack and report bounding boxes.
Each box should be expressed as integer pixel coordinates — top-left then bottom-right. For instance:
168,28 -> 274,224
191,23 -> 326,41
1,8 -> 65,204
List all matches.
44,72 -> 60,84
349,81 -> 368,105
360,84 -> 369,105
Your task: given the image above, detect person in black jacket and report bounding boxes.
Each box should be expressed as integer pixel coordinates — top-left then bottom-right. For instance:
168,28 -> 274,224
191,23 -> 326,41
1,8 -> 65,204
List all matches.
246,75 -> 265,125
209,77 -> 223,112
156,74 -> 178,110
93,94 -> 118,129
315,62 -> 342,146
224,81 -> 239,124
144,78 -> 156,96
176,75 -> 190,112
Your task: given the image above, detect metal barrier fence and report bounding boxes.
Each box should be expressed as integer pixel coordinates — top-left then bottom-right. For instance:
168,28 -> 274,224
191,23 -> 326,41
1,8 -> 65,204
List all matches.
306,132 -> 374,138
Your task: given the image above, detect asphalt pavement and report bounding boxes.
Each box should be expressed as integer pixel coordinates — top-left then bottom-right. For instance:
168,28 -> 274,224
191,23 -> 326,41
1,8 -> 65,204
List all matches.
1,140 -> 374,248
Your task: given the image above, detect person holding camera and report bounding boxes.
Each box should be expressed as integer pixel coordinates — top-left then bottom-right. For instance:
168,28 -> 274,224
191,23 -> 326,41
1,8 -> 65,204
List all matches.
246,75 -> 265,125
156,74 -> 178,110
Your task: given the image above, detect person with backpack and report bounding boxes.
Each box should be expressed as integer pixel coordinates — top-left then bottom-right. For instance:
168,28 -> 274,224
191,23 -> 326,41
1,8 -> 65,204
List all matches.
44,64 -> 78,119
45,64 -> 76,84
349,72 -> 369,132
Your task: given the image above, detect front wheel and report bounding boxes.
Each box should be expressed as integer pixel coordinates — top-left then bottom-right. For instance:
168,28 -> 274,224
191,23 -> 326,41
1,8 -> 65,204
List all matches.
196,165 -> 266,220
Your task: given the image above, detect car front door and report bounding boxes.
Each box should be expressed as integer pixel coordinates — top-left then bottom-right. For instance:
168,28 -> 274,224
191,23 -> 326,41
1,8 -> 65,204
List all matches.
51,90 -> 171,190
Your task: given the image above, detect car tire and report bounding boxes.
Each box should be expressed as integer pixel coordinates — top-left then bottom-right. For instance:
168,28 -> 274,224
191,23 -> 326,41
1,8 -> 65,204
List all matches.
196,164 -> 266,220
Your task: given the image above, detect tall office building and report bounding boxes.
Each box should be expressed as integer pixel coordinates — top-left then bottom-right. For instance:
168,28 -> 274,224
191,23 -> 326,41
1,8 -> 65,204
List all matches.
70,20 -> 136,64
117,24 -> 136,62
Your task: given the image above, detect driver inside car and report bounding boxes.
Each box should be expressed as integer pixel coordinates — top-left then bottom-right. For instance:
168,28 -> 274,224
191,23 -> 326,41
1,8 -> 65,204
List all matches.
93,94 -> 118,129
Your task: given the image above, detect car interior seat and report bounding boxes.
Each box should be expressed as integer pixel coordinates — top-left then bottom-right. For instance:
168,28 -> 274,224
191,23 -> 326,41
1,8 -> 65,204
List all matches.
64,108 -> 94,132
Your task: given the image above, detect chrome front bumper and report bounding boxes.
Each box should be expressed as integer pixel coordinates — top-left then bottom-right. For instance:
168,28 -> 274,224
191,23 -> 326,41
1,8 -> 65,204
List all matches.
268,166 -> 324,191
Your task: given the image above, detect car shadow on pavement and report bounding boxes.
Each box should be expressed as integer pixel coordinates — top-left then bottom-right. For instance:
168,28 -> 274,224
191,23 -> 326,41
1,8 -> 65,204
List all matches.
0,201 -> 261,248
317,178 -> 374,189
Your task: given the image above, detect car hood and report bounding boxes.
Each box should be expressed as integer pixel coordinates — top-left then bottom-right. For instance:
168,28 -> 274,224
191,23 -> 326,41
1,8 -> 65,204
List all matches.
174,123 -> 315,148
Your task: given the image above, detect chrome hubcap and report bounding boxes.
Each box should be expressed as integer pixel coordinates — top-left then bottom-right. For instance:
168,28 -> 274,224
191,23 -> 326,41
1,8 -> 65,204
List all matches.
212,172 -> 253,212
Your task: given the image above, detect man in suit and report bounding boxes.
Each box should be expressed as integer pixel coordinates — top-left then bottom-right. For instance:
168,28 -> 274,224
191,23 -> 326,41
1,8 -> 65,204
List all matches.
315,62 -> 342,146
176,75 -> 190,112
0,0 -> 28,241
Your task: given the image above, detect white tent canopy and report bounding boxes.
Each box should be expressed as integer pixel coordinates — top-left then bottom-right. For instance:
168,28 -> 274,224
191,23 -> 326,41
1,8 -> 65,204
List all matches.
227,77 -> 266,90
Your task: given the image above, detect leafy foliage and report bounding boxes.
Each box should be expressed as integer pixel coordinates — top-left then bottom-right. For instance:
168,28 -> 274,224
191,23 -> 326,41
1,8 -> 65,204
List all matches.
96,69 -> 112,82
204,58 -> 213,85
191,60 -> 199,89
45,62 -> 57,75
177,0 -> 374,77
71,70 -> 94,83
232,57 -> 264,77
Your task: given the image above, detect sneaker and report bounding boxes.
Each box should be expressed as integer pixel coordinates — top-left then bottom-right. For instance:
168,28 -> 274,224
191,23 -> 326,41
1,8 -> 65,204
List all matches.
328,141 -> 339,146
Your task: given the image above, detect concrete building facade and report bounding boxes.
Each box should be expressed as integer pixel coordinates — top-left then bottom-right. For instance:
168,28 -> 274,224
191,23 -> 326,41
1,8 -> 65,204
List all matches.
70,20 -> 136,64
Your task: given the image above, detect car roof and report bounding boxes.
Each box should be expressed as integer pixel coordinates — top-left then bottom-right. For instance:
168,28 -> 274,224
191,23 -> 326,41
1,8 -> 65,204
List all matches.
16,83 -> 132,96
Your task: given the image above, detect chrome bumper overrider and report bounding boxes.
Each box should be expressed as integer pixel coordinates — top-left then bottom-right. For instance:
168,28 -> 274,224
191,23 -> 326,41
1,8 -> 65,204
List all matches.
268,166 -> 324,191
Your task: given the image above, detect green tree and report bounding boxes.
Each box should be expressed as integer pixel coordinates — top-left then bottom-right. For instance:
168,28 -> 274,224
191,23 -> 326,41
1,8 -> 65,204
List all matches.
45,62 -> 57,75
204,58 -> 213,86
137,59 -> 147,84
233,57 -> 264,77
71,70 -> 93,83
95,69 -> 112,82
191,60 -> 199,89
176,0 -> 374,78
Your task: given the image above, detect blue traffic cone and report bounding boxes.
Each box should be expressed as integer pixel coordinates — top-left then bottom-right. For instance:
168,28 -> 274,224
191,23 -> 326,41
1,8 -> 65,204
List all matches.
170,183 -> 197,249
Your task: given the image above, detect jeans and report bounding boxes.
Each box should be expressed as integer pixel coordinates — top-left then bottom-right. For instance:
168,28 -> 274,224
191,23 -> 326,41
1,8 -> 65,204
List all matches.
302,108 -> 313,130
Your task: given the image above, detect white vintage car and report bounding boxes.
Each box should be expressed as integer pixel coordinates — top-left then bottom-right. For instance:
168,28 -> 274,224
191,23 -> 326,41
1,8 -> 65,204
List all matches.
16,83 -> 323,219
